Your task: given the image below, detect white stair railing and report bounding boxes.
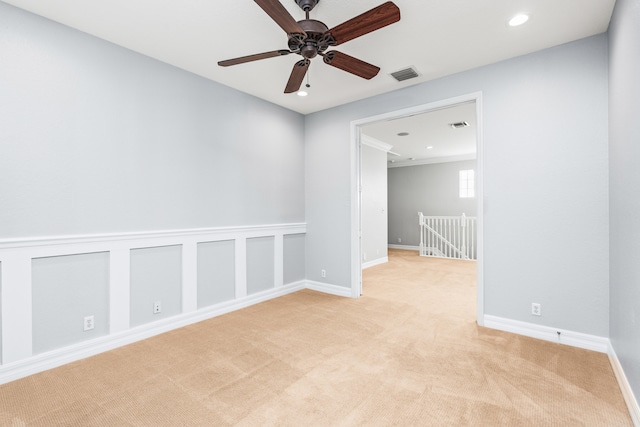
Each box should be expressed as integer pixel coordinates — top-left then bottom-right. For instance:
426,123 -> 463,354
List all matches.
419,213 -> 477,260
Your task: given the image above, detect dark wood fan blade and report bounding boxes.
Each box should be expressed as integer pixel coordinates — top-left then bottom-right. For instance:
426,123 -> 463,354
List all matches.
218,50 -> 291,67
323,51 -> 380,80
254,0 -> 307,36
284,59 -> 310,93
325,1 -> 400,46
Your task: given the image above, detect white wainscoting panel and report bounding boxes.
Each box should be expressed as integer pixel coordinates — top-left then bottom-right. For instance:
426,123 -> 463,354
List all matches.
0,223 -> 306,384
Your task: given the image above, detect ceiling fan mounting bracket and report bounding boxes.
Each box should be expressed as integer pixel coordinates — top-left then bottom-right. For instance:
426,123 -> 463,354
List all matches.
294,0 -> 319,12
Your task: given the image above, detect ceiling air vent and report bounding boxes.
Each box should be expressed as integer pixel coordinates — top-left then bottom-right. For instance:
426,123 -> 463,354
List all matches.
390,67 -> 420,82
449,121 -> 469,129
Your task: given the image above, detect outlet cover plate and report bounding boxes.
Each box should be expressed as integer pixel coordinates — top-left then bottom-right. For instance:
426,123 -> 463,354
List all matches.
532,303 -> 541,316
84,315 -> 95,331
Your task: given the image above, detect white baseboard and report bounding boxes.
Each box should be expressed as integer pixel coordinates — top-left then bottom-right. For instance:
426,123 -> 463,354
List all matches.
609,345 -> 640,426
483,315 -> 610,353
305,280 -> 353,298
388,244 -> 420,251
0,281 -> 305,385
0,280 -> 353,384
362,257 -> 388,269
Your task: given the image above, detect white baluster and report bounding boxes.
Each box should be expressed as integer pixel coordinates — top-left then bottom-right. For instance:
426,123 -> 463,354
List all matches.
418,212 -> 424,256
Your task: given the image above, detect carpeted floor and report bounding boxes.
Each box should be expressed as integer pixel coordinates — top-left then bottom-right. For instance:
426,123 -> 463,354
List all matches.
0,249 -> 632,426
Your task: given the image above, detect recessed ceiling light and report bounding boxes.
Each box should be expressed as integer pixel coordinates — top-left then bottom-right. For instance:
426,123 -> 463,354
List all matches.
427,146 -> 433,150
297,90 -> 308,97
397,132 -> 410,136
509,14 -> 529,26
409,157 -> 416,161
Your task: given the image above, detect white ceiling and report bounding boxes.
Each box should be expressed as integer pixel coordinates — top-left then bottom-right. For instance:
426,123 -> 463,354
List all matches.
3,0 -> 615,115
362,102 -> 477,167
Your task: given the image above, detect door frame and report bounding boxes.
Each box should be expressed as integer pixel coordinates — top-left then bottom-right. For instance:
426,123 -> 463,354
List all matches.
349,91 -> 485,326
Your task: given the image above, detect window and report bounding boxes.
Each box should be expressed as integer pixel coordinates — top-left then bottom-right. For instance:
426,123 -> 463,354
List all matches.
459,169 -> 475,198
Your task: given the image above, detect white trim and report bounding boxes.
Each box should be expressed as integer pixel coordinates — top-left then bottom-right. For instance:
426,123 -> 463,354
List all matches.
1,254 -> 32,364
388,244 -> 420,251
351,92 -> 484,327
0,223 -> 307,253
483,315 -> 609,353
387,153 -> 476,168
362,257 -> 389,269
351,123 -> 362,298
109,248 -> 130,334
474,95 -> 484,326
609,345 -> 640,426
361,135 -> 393,153
305,280 -> 353,298
0,281 -> 306,385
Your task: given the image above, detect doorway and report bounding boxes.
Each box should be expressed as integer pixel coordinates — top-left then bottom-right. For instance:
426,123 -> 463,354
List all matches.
350,92 -> 484,326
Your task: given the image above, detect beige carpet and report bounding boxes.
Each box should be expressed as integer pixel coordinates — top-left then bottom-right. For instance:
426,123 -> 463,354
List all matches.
0,249 -> 632,426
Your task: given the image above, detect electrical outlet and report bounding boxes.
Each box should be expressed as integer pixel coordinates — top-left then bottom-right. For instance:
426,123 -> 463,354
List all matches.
83,315 -> 95,331
363,253 -> 367,261
531,303 -> 541,316
321,269 -> 326,278
153,300 -> 162,314
397,237 -> 402,243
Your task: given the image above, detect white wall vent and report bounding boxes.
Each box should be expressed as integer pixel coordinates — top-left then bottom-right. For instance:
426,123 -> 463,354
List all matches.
390,67 -> 420,82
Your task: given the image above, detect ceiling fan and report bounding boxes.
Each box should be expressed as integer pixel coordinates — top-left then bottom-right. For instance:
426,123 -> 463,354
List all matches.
218,0 -> 401,94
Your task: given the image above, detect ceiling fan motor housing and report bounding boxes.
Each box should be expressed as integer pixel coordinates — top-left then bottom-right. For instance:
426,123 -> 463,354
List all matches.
288,19 -> 334,59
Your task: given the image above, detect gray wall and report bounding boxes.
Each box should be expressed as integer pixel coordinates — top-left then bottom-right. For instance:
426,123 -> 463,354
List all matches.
388,160 -> 477,247
32,252 -> 110,354
608,0 -> 640,400
361,145 -> 388,264
306,34 -> 609,336
0,2 -> 305,239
